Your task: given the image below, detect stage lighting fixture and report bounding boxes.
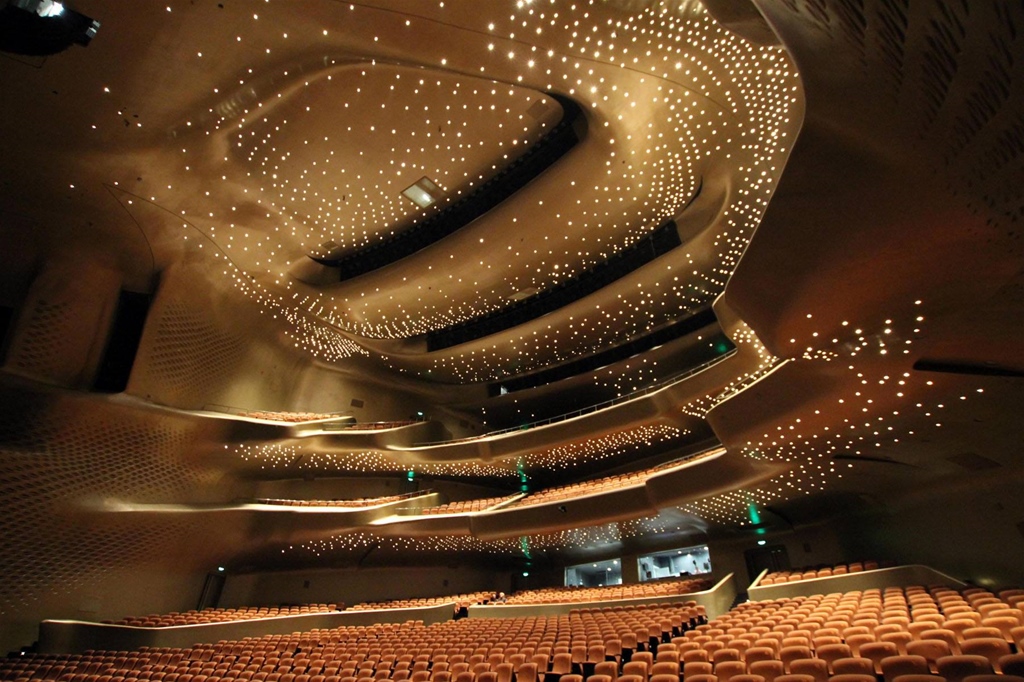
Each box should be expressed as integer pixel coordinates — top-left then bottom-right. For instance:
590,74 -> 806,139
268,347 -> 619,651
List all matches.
0,0 -> 99,56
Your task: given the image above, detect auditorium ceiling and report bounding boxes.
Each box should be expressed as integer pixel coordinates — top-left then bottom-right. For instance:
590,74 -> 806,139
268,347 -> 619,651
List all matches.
1,0 -> 1024,618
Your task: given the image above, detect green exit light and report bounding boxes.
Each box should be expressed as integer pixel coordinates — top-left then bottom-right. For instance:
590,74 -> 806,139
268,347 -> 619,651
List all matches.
406,470 -> 415,481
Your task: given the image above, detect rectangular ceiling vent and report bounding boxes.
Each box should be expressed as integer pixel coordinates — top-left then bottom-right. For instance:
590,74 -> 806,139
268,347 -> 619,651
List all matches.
401,177 -> 443,208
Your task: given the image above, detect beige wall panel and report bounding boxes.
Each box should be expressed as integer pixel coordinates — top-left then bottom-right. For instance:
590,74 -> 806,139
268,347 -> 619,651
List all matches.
4,566 -> 206,658
0,379 -> 248,655
129,263 -> 306,410
4,259 -> 121,388
221,564 -> 507,610
292,363 -> 444,427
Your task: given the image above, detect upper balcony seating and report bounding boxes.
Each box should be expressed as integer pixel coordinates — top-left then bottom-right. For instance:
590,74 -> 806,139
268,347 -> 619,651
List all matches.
108,603 -> 340,627
236,412 -> 414,429
504,458 -> 694,510
500,578 -> 713,605
238,411 -> 340,423
759,561 -> 887,585
255,497 -> 406,509
347,592 -> 497,612
417,497 -> 519,516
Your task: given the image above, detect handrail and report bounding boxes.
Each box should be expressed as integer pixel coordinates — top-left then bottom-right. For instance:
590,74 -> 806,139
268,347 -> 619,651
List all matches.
414,350 -> 737,446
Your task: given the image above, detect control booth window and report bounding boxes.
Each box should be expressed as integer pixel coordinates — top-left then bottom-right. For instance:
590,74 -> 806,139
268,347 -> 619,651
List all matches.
564,558 -> 622,587
638,544 -> 711,581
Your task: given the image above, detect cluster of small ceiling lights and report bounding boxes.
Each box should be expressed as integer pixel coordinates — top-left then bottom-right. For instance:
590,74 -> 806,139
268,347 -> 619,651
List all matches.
240,69 -> 558,263
678,487 -> 777,527
286,521 -> 644,560
506,450 -> 714,508
107,187 -> 369,362
508,423 -> 684,470
618,511 -> 699,538
746,304 -> 947,463
287,531 -> 524,558
526,522 -> 626,551
232,442 -> 303,470
678,301 -> 995,528
126,0 -> 799,392
595,356 -> 661,396
418,266 -> 723,384
232,441 -> 522,478
272,448 -> 725,558
128,0 -> 809,551
680,320 -> 778,420
232,422 -> 688,477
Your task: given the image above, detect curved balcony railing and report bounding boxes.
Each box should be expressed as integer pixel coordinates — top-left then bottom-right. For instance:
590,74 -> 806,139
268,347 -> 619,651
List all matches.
415,349 -> 737,446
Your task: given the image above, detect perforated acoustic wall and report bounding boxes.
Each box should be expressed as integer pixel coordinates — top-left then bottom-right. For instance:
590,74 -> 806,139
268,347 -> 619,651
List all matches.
129,265 -> 250,409
8,299 -> 73,377
4,261 -> 121,389
0,379 -> 247,652
145,299 -> 248,402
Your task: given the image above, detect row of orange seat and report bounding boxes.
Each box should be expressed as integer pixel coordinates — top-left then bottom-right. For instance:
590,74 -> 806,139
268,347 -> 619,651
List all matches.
1,601 -> 706,682
237,413 -> 413,429
335,422 -> 418,431
99,577 -> 707,629
501,578 -> 712,605
247,455 -> 714,519
240,412 -> 340,423
347,593 -> 497,612
15,578 -> 1024,682
675,583 -> 1024,682
503,460 -> 688,511
255,498 -> 406,509
759,562 -> 885,585
417,497 -> 519,515
502,473 -> 647,508
109,605 -> 340,628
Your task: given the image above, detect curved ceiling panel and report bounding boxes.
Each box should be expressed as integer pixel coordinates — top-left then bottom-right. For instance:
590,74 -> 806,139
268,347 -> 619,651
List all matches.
227,64 -> 565,264
307,93 -> 583,282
